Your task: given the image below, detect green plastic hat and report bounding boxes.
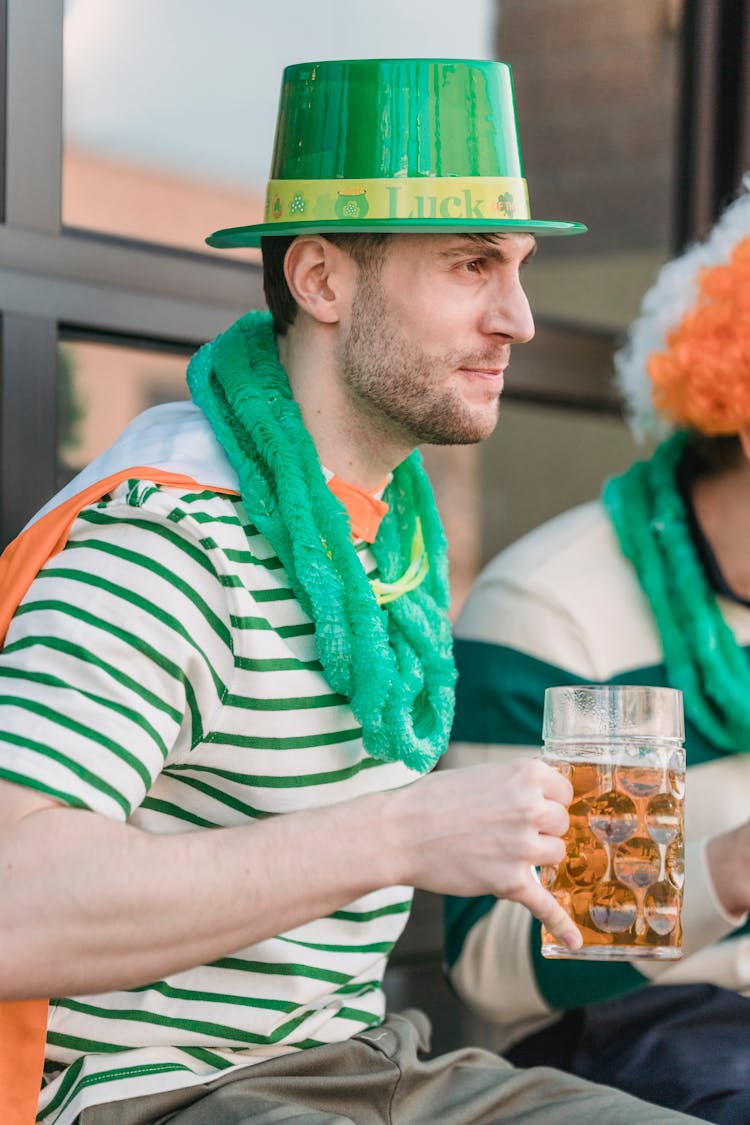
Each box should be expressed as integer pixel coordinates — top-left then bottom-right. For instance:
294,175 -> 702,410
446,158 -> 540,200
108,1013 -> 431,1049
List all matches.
206,58 -> 586,248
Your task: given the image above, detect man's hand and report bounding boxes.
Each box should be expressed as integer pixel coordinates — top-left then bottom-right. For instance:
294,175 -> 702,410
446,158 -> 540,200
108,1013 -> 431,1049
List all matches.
384,759 -> 582,951
707,819 -> 750,918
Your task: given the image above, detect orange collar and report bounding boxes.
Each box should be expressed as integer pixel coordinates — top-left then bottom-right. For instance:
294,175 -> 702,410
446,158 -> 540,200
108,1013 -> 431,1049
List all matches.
327,476 -> 389,543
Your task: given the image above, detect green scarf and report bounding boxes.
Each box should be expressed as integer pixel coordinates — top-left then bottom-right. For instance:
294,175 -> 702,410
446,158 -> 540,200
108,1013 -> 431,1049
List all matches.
186,310 -> 456,773
602,431 -> 750,752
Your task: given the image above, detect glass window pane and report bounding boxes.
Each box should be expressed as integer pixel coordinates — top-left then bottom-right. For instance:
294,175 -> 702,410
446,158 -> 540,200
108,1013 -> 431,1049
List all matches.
57,338 -> 191,488
497,0 -> 682,333
62,0 -> 495,257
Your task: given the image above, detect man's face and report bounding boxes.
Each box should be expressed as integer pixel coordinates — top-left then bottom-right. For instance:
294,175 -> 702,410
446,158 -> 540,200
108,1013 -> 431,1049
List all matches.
338,232 -> 536,447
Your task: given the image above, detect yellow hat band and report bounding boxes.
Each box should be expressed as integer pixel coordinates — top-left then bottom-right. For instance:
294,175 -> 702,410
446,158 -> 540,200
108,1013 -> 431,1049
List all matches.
264,176 -> 531,226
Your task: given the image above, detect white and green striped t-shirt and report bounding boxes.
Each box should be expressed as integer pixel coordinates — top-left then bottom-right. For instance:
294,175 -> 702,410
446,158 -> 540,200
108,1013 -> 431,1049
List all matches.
0,477 -> 421,1124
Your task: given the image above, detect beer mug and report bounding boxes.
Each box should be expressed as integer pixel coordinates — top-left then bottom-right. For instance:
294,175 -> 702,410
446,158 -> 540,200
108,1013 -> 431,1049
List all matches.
541,684 -> 685,961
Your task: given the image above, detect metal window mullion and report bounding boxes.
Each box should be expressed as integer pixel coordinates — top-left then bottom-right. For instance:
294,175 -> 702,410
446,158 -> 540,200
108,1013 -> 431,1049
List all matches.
0,312 -> 58,545
715,0 -> 750,205
5,0 -> 62,233
0,224 -> 263,322
0,264 -> 247,344
673,0 -> 720,249
675,0 -> 750,249
0,0 -> 8,224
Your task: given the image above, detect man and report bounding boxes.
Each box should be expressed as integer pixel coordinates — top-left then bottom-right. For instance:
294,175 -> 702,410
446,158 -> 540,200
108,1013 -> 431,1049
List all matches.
0,59 -> 698,1124
446,175 -> 750,1122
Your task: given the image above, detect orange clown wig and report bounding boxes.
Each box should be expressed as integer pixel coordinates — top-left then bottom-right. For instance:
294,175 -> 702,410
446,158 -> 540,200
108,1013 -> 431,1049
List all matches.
615,175 -> 750,439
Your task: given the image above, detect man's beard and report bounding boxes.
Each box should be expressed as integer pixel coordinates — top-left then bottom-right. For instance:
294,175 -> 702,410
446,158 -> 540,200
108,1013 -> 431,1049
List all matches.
340,274 -> 503,447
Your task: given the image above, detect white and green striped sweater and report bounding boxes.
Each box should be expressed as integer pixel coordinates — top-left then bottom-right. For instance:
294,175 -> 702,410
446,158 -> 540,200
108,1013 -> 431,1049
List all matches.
0,404 -> 421,1123
445,499 -> 750,1054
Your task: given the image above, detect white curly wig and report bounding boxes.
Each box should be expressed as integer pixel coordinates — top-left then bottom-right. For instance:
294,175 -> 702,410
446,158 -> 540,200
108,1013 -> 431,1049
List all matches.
614,173 -> 750,441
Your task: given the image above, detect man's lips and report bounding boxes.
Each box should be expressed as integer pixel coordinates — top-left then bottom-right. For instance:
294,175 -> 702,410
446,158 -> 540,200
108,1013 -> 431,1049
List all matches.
458,365 -> 506,390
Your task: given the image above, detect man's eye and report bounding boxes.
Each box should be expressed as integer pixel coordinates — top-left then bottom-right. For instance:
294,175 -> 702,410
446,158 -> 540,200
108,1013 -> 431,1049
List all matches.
463,259 -> 484,272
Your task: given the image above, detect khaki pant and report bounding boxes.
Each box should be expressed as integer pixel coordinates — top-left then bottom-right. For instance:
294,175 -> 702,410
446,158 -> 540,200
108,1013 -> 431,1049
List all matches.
79,1010 -> 701,1125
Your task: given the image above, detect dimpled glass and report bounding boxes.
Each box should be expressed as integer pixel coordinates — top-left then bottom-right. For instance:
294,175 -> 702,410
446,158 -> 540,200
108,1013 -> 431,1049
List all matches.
541,685 -> 685,961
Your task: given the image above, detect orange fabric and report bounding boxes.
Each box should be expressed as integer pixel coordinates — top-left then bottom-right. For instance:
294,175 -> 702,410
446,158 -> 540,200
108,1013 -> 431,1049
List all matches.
2,1000 -> 49,1124
327,476 -> 389,543
0,467 -> 237,1125
0,468 -> 237,648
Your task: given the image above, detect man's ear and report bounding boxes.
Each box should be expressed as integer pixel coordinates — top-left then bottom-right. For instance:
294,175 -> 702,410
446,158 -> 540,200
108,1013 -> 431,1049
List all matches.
283,237 -> 354,325
739,423 -> 750,462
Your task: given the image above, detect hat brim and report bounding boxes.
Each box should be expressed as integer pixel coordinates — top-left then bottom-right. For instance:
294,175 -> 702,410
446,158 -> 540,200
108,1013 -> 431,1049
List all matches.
206,216 -> 587,248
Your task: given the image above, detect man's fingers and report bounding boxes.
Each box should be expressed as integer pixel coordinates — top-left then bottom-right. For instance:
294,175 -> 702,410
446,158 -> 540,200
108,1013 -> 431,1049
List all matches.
533,833 -> 567,867
538,796 -> 570,839
535,759 -> 574,806
521,877 -> 582,951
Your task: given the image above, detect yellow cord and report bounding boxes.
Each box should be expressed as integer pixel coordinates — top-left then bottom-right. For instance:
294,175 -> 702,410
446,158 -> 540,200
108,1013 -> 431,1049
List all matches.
370,519 -> 429,606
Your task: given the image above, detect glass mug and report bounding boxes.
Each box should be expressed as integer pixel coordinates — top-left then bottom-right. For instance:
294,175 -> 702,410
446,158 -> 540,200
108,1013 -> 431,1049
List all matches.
541,685 -> 685,961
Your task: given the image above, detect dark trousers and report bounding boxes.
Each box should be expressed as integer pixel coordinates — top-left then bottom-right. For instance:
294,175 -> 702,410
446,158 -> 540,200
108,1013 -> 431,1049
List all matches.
506,983 -> 750,1124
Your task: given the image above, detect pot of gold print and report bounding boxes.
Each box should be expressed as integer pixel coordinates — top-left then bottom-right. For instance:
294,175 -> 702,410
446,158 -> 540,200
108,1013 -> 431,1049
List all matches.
541,685 -> 685,961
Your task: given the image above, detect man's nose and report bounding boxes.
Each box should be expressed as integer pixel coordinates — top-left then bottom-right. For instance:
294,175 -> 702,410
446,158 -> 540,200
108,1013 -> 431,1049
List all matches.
482,279 -> 535,344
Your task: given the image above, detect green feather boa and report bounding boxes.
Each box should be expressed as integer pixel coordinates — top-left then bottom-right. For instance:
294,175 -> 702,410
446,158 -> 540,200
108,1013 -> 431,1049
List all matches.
187,310 -> 456,772
603,431 -> 750,752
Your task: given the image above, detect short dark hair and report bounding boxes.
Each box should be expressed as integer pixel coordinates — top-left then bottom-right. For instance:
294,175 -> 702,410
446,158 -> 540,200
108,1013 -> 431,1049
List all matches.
261,233 -> 392,336
685,431 -> 743,477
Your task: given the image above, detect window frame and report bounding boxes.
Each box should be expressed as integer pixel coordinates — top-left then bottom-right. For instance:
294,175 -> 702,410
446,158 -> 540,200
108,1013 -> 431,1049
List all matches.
0,0 -> 263,544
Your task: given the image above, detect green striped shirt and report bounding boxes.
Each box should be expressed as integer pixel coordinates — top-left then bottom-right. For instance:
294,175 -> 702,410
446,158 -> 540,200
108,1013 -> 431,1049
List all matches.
0,479 -> 420,1124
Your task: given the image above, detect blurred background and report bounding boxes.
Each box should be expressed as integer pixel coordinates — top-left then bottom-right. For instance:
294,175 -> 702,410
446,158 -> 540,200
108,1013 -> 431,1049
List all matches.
2,0 -> 749,614
2,0 -> 749,1054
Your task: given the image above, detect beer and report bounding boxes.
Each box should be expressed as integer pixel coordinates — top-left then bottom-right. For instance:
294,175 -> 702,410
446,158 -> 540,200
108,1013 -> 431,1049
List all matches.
541,757 -> 684,959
